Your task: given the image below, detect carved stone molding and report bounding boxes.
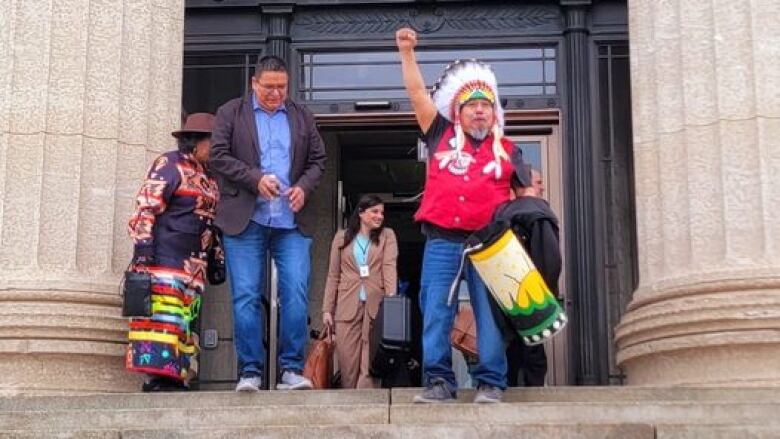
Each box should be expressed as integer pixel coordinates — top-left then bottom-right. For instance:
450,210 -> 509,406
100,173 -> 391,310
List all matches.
293,5 -> 559,35
441,7 -> 559,32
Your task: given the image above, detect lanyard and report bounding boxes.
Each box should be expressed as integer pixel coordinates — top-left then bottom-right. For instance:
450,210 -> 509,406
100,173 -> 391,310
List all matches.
356,236 -> 370,256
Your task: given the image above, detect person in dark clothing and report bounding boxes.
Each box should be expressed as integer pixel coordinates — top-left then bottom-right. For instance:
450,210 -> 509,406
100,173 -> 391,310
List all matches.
126,113 -> 220,391
494,167 -> 562,387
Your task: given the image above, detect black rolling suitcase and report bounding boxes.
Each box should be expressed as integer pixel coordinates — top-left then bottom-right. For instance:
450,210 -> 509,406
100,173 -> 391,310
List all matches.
369,295 -> 412,379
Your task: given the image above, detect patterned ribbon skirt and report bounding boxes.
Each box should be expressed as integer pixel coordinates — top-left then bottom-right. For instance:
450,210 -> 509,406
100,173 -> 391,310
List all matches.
126,267 -> 203,383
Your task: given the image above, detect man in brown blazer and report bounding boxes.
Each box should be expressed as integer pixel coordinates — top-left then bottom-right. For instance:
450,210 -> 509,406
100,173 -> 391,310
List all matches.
209,56 -> 326,392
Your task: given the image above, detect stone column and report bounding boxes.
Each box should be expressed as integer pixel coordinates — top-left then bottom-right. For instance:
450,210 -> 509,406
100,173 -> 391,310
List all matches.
615,0 -> 780,386
0,0 -> 184,394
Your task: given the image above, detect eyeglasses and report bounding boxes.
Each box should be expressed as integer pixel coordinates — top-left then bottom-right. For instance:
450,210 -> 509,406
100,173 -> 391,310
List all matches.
256,84 -> 287,95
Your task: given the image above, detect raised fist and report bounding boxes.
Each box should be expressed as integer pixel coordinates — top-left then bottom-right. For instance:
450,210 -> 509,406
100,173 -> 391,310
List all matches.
395,27 -> 417,52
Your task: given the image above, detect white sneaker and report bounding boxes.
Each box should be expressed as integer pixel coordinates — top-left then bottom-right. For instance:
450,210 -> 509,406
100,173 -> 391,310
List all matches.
277,370 -> 313,390
235,375 -> 262,392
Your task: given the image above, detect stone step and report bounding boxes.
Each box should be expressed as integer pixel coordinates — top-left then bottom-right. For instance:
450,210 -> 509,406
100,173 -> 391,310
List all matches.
2,424 -> 780,439
0,424 -> 656,439
388,387 -> 780,427
0,389 -> 386,411
2,399 -> 778,431
391,386 -> 780,404
0,404 -> 388,431
1,387 -> 778,436
390,401 -> 780,427
2,386 -> 777,412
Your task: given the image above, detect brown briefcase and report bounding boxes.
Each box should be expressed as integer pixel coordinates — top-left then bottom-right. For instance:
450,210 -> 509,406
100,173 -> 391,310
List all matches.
451,303 -> 479,359
303,326 -> 334,389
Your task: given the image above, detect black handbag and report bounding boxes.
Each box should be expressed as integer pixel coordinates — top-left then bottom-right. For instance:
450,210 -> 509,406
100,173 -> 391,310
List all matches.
121,270 -> 152,317
207,228 -> 226,285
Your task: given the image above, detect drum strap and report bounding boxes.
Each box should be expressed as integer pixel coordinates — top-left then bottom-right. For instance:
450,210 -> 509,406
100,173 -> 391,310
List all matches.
446,243 -> 483,306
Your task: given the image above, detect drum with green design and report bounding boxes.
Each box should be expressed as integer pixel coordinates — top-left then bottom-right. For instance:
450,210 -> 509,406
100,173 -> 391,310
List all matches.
467,228 -> 567,345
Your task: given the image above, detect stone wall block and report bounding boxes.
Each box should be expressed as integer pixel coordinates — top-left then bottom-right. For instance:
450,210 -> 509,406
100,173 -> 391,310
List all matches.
0,0 -> 8,228
713,0 -> 757,120
628,0 -> 657,146
111,142 -> 147,272
146,5 -> 176,151
684,124 -> 727,268
45,0 -> 89,135
84,0 -> 124,139
0,132 -> 6,239
37,134 -> 82,269
10,0 -> 51,133
118,0 -> 151,146
679,1 -> 718,126
0,133 -> 44,269
651,0 -> 684,134
169,10 -> 185,135
167,4 -> 183,147
750,0 -> 780,37
632,144 -> 664,287
718,119 -> 765,263
656,131 -> 691,278
750,1 -> 780,118
76,137 -> 118,275
752,38 -> 780,118
0,0 -> 15,132
757,118 -> 780,260
152,0 -> 183,10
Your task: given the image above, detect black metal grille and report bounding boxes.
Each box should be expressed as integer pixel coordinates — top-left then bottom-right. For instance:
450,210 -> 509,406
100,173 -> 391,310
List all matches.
299,47 -> 557,101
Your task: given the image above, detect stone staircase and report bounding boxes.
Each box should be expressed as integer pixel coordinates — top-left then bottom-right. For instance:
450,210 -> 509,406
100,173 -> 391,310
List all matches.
0,387 -> 778,438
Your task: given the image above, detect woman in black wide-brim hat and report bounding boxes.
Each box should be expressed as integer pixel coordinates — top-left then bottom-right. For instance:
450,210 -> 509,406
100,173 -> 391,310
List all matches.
126,113 -> 221,391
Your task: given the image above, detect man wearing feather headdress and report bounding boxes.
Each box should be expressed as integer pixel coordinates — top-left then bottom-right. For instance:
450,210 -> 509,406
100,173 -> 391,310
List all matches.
396,27 -> 528,403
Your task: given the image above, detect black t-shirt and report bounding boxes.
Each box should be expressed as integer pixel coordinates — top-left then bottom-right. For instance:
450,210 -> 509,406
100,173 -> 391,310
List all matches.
418,114 -> 482,243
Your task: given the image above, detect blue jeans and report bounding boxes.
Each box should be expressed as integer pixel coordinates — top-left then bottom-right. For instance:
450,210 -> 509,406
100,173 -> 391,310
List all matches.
419,238 -> 508,390
223,222 -> 311,376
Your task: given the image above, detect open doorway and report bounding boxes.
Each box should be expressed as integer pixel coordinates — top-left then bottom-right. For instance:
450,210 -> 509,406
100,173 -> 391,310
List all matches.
324,125 -> 426,385
315,109 -> 568,387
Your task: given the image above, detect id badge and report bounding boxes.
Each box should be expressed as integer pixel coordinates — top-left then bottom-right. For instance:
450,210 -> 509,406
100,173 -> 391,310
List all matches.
359,265 -> 370,278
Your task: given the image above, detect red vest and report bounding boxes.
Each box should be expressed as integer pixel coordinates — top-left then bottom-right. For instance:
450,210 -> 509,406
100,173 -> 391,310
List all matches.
415,125 -> 514,232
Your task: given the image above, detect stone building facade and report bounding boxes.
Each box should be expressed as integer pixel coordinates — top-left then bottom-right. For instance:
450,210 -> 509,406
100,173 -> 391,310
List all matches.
0,0 -> 778,393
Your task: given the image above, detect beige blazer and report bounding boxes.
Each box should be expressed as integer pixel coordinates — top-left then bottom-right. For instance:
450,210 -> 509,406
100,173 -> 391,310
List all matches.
322,228 -> 398,322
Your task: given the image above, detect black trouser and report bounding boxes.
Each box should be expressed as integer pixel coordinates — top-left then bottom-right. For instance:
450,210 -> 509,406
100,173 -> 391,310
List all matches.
506,337 -> 547,387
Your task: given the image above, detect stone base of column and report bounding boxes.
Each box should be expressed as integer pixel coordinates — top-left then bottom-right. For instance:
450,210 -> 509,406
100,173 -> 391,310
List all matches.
616,279 -> 780,386
0,290 -> 143,395
618,343 -> 780,387
0,350 -> 143,396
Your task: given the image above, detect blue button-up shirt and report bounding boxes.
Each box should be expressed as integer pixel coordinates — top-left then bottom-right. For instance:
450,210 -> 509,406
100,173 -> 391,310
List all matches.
251,94 -> 295,229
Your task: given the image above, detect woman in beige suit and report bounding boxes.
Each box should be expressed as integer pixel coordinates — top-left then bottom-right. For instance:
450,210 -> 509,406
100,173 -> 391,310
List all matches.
322,194 -> 398,389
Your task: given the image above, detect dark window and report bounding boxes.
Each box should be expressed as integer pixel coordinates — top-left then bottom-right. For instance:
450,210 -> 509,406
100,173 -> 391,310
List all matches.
182,54 -> 255,114
300,47 -> 557,101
